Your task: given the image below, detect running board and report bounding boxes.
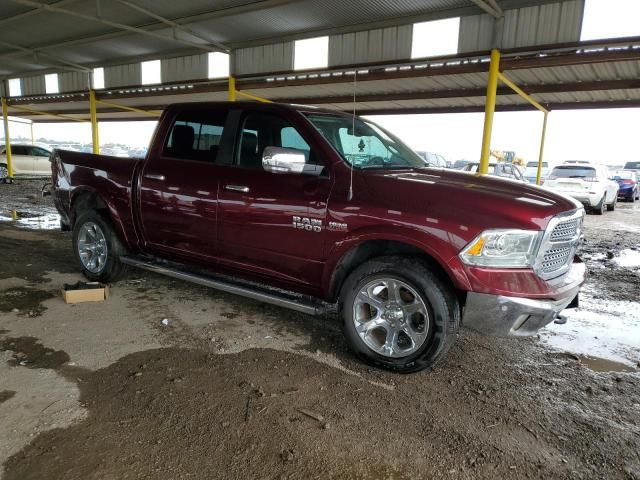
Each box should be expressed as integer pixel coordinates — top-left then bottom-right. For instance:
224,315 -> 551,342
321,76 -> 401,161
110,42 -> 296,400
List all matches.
120,256 -> 328,316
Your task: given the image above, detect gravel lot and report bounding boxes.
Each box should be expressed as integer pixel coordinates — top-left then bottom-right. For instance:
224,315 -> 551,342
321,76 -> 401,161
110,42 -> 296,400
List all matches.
1,179 -> 639,480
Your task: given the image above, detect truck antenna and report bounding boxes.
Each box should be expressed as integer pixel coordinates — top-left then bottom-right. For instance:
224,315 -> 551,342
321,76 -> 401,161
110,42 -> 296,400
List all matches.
348,71 -> 357,201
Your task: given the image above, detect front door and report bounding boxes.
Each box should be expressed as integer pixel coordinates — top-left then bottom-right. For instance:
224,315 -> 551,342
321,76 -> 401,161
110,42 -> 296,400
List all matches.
138,107 -> 230,261
217,110 -> 331,289
29,146 -> 52,174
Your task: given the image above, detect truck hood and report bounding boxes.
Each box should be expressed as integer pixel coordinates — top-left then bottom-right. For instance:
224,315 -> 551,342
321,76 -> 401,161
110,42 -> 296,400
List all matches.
361,168 -> 582,232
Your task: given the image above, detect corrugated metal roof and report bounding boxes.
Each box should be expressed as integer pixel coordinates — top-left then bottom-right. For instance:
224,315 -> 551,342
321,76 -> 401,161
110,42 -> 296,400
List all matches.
6,36 -> 640,120
459,0 -> 584,52
0,0 -> 581,79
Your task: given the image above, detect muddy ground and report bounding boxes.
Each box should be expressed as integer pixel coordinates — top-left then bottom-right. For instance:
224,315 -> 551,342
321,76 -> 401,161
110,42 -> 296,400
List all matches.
0,180 -> 639,480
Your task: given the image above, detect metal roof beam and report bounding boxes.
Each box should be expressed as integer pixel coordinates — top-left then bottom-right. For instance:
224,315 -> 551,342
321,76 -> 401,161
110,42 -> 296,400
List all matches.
469,0 -> 503,18
0,39 -> 90,72
6,0 -> 225,53
0,0 -> 302,63
0,0 -> 78,26
114,0 -> 229,52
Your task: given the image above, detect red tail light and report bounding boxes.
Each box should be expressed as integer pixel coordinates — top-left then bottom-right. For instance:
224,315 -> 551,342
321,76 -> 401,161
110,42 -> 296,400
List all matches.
621,180 -> 635,185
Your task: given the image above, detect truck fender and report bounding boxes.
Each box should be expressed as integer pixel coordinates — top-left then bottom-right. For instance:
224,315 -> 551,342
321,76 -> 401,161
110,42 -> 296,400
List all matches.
321,226 -> 471,302
69,187 -> 132,249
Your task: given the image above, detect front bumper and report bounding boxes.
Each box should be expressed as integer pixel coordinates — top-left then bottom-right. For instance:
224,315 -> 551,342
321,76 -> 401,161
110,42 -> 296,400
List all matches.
462,261 -> 585,336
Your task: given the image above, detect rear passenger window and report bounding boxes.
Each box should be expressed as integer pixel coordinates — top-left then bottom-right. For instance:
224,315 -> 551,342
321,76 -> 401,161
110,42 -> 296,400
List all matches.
165,110 -> 227,162
12,146 -> 28,155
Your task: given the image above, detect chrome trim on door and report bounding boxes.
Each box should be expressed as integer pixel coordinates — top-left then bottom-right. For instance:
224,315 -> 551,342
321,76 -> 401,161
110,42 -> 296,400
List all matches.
144,173 -> 165,181
225,184 -> 250,193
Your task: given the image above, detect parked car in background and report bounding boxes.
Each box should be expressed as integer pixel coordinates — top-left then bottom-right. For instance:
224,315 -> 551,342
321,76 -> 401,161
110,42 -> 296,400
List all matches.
461,162 -> 527,182
623,161 -> 640,176
523,161 -> 551,184
612,170 -> 639,202
453,160 -> 470,169
0,143 -> 52,179
416,151 -> 448,168
544,163 -> 618,214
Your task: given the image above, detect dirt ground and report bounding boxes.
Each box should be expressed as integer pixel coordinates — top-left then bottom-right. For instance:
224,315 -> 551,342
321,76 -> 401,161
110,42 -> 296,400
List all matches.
1,179 -> 639,480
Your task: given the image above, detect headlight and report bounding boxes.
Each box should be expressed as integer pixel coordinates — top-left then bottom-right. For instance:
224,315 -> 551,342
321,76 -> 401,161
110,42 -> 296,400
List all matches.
459,229 -> 543,268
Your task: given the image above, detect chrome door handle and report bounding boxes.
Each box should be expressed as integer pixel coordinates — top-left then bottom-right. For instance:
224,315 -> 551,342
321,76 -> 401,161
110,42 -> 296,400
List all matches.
225,184 -> 249,193
144,173 -> 165,181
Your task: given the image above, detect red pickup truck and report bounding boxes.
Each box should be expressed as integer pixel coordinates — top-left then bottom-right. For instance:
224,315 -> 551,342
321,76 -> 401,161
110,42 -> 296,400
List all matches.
52,102 -> 585,372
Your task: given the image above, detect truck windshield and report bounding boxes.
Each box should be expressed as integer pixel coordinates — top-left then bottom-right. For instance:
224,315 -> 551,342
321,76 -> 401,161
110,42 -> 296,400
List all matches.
305,113 -> 427,169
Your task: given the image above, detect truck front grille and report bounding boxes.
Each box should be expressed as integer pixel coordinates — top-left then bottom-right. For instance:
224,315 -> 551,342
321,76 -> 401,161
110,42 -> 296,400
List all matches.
541,246 -> 573,273
550,218 -> 580,242
535,210 -> 584,280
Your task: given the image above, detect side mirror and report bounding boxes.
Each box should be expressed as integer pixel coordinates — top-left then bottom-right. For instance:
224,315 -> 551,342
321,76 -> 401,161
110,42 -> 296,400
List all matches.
262,146 -> 323,176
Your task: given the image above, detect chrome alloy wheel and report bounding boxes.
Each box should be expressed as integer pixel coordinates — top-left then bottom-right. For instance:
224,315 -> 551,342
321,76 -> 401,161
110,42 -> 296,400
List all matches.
0,165 -> 8,180
77,221 -> 108,274
352,278 -> 430,358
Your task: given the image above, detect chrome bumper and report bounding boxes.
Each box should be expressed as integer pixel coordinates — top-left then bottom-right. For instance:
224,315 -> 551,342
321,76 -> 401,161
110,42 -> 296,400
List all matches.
462,292 -> 577,337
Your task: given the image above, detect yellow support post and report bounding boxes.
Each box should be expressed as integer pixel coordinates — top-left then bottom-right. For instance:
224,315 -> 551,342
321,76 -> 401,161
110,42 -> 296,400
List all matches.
228,76 -> 236,102
1,98 -> 14,181
536,112 -> 549,186
479,49 -> 501,175
89,90 -> 100,154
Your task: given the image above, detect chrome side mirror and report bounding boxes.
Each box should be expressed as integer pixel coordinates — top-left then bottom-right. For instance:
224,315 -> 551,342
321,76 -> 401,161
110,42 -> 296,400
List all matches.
262,146 -> 324,176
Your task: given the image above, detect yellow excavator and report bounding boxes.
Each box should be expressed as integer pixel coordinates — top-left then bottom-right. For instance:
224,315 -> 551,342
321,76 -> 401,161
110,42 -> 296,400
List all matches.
491,150 -> 526,167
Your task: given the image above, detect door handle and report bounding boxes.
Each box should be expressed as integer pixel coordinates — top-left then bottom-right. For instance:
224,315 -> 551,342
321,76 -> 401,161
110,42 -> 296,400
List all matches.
225,184 -> 250,193
144,173 -> 165,181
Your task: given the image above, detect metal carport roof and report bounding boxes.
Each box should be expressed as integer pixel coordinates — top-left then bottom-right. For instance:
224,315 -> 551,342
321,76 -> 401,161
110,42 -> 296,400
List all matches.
0,0 -> 639,120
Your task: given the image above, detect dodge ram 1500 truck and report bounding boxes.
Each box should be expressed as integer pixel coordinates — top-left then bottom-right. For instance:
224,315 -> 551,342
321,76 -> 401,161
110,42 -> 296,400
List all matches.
51,102 -> 585,372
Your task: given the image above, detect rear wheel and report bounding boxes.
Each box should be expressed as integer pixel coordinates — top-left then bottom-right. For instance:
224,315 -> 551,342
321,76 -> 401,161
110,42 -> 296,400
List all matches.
340,256 -> 460,373
0,164 -> 8,181
607,196 -> 616,211
593,195 -> 606,215
72,211 -> 129,282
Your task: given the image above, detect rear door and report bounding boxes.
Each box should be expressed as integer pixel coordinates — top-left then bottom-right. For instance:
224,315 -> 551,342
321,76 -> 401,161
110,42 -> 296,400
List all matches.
138,107 -> 229,261
216,109 -> 331,288
8,145 -> 32,174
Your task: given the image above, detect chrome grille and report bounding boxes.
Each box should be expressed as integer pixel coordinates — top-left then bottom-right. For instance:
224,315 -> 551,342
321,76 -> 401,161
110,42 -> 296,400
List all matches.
550,218 -> 580,242
535,210 -> 584,280
541,246 -> 573,273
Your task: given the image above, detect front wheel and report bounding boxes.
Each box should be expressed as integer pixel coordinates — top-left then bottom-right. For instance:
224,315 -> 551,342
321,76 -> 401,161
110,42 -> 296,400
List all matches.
340,256 -> 460,373
0,164 -> 8,182
593,195 -> 606,215
72,211 -> 129,282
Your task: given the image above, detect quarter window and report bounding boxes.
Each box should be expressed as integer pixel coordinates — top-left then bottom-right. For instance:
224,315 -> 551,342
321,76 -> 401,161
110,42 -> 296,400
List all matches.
165,111 -> 227,162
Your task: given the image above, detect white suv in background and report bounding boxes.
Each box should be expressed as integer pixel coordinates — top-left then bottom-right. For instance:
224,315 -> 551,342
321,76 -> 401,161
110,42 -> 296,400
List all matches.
0,143 -> 52,179
544,162 -> 619,214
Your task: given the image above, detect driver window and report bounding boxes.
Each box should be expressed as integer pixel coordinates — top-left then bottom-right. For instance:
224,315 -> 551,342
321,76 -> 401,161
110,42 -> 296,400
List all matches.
236,113 -> 313,170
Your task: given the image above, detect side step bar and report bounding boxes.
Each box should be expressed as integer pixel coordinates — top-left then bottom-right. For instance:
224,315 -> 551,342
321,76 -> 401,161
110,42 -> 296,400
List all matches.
120,256 -> 328,316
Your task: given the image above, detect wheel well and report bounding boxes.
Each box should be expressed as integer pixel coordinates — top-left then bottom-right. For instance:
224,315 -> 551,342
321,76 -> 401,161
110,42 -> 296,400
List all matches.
71,192 -> 108,226
329,240 -> 458,302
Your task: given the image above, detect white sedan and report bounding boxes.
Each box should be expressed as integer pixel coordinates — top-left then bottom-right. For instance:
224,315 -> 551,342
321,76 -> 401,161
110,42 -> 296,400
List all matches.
0,143 -> 52,179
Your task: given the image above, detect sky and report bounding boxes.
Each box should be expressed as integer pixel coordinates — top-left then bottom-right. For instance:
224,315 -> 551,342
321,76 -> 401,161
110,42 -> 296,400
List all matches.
3,0 -> 640,164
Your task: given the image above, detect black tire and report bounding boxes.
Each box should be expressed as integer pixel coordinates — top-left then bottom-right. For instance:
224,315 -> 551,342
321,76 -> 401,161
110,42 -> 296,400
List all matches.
593,195 -> 606,215
72,210 -> 129,282
339,256 -> 460,373
607,196 -> 616,211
